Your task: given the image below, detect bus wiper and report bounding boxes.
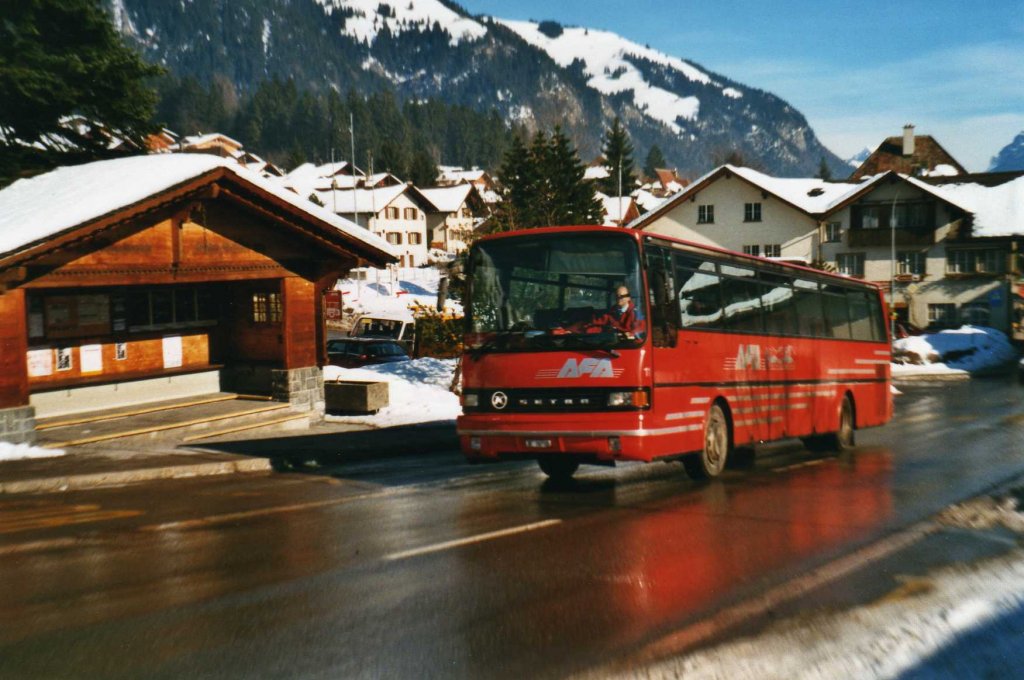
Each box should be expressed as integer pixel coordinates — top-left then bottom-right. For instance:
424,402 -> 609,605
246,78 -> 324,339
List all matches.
575,331 -> 621,358
468,331 -> 517,359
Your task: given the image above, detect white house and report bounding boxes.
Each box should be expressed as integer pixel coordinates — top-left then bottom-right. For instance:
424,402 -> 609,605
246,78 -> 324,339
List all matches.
419,184 -> 487,254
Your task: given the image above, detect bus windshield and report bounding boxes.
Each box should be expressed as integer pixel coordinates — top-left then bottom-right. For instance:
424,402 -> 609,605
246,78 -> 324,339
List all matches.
466,232 -> 645,352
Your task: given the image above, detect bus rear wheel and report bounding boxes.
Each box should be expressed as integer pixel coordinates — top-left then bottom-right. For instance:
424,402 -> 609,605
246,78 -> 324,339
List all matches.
802,395 -> 855,452
537,456 -> 579,481
685,403 -> 730,480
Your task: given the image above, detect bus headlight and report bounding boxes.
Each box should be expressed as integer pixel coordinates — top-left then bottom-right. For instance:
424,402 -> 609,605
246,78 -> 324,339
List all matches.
607,390 -> 649,408
463,393 -> 479,407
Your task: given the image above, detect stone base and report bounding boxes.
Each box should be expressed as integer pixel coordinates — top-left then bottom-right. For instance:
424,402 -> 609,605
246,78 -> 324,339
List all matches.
271,366 -> 325,418
0,405 -> 37,445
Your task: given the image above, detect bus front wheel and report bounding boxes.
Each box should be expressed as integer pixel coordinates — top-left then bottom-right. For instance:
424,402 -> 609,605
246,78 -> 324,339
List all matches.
685,403 -> 730,480
537,456 -> 580,481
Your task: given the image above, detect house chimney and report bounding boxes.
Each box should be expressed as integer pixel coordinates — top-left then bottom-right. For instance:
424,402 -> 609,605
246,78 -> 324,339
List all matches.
902,124 -> 915,156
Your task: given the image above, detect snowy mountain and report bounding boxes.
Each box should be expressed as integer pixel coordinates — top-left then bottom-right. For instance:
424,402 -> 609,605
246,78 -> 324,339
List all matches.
846,147 -> 872,168
989,132 -> 1024,172
109,0 -> 846,177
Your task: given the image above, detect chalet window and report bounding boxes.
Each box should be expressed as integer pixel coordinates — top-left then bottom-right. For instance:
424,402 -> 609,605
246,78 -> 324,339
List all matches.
763,244 -> 781,258
836,253 -> 865,277
408,232 -> 423,245
825,222 -> 842,242
697,205 -> 714,224
251,292 -> 282,324
403,207 -> 418,219
384,207 -> 399,219
893,203 -> 931,230
896,251 -> 926,276
928,303 -> 956,327
386,232 -> 402,245
859,206 -> 881,230
742,245 -> 760,256
947,249 -> 1003,274
744,202 -> 762,222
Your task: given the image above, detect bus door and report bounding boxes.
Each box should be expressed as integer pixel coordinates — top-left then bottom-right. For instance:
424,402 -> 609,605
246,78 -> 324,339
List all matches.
719,263 -> 770,446
644,244 -> 680,413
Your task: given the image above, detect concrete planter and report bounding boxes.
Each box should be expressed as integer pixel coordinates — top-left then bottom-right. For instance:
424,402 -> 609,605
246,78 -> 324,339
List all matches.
325,380 -> 389,414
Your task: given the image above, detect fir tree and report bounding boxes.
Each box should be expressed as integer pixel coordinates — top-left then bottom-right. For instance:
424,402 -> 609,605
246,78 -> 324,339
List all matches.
491,133 -> 532,231
545,126 -> 603,226
0,0 -> 163,185
817,156 -> 833,181
643,144 -> 667,178
598,117 -> 636,197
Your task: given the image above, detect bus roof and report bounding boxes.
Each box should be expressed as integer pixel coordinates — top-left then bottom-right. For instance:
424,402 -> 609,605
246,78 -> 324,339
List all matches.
473,225 -> 883,291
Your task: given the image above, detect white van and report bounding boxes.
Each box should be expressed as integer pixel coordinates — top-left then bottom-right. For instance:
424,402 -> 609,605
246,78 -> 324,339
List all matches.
349,314 -> 416,353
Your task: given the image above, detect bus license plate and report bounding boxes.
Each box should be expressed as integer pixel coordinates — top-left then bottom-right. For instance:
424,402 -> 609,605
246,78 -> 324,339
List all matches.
525,439 -> 552,449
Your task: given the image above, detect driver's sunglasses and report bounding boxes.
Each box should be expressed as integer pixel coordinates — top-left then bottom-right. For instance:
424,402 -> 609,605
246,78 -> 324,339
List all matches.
617,293 -> 630,299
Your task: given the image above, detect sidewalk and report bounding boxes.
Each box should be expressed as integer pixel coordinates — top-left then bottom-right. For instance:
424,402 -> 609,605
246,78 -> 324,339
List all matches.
0,420 -> 459,495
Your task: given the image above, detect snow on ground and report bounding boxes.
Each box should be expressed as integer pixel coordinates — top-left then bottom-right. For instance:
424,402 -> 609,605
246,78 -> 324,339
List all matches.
892,325 -> 1017,377
323,358 -> 460,427
336,266 -> 462,320
636,496 -> 1024,680
0,442 -> 65,462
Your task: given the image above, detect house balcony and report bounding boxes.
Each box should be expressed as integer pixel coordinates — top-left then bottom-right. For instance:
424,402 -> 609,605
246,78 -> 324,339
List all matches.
847,229 -> 935,247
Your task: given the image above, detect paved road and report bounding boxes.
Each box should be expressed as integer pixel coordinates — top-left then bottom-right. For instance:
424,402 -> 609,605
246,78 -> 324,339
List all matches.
1,377 -> 1023,678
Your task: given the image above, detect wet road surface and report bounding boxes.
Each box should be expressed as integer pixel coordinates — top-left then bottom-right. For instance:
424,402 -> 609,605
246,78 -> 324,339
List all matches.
1,377 -> 1023,678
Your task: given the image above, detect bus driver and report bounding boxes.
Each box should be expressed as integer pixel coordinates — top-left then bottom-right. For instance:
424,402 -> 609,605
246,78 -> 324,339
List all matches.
592,285 -> 645,338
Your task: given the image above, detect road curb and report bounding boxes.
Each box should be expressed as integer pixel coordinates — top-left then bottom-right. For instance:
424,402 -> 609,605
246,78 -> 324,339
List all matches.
0,457 -> 271,495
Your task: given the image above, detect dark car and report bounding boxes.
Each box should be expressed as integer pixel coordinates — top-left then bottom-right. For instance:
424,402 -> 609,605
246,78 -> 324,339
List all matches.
326,338 -> 410,368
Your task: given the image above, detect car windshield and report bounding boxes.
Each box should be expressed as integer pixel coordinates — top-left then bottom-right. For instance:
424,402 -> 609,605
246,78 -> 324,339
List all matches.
365,342 -> 406,357
466,232 -> 645,352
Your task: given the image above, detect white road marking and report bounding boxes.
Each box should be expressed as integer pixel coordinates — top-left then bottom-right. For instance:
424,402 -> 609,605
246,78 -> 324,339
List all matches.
383,519 -> 562,562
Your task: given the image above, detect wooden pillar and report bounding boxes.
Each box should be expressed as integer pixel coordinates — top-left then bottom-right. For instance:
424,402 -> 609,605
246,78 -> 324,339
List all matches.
281,276 -> 317,370
0,288 -> 29,408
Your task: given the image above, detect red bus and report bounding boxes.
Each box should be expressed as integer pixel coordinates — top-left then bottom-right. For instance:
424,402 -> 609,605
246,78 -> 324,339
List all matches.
456,226 -> 892,480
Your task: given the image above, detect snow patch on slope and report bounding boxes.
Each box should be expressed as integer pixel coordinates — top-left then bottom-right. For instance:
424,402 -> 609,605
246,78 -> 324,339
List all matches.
318,0 -> 486,47
497,20 -> 711,132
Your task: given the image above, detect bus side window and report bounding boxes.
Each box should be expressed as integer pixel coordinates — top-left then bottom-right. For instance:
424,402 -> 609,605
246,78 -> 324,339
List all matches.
848,291 -> 876,341
677,260 -> 724,329
760,272 -> 798,336
792,279 -> 823,337
821,284 -> 852,339
645,246 -> 678,347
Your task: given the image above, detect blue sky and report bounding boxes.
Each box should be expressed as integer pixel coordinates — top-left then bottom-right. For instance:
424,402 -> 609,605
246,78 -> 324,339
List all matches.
458,0 -> 1024,171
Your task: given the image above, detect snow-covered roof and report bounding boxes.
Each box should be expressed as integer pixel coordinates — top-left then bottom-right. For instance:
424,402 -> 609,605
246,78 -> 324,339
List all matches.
600,195 -> 634,224
585,166 -> 610,181
728,165 -> 863,214
419,184 -> 473,213
314,185 -> 410,215
928,176 -> 1024,237
633,188 -> 664,212
179,132 -> 244,149
0,154 -> 397,260
437,167 -> 487,184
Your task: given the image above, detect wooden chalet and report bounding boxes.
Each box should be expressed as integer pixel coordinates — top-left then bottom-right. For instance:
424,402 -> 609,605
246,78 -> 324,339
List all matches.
0,154 -> 396,443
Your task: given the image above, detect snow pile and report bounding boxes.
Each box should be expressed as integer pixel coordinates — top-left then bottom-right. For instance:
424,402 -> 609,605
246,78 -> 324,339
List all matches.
0,442 -> 65,462
892,326 -> 1017,376
323,358 -> 460,427
336,266 -> 462,320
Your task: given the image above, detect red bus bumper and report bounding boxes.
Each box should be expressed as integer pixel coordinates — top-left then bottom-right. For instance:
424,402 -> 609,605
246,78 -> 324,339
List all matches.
456,412 -> 681,463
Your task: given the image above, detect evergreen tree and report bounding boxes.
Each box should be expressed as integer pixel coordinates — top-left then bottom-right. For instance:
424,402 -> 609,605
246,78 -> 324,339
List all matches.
0,0 -> 163,185
643,144 -> 667,178
545,126 -> 603,226
407,148 -> 438,187
491,134 -> 532,232
598,117 -> 636,197
817,156 -> 833,181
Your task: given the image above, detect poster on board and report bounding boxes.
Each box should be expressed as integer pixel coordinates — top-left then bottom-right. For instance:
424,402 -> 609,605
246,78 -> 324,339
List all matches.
162,335 -> 183,369
80,344 -> 103,373
27,348 -> 53,377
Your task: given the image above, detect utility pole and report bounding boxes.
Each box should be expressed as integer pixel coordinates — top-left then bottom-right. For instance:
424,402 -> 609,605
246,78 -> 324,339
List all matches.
350,112 -> 359,228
